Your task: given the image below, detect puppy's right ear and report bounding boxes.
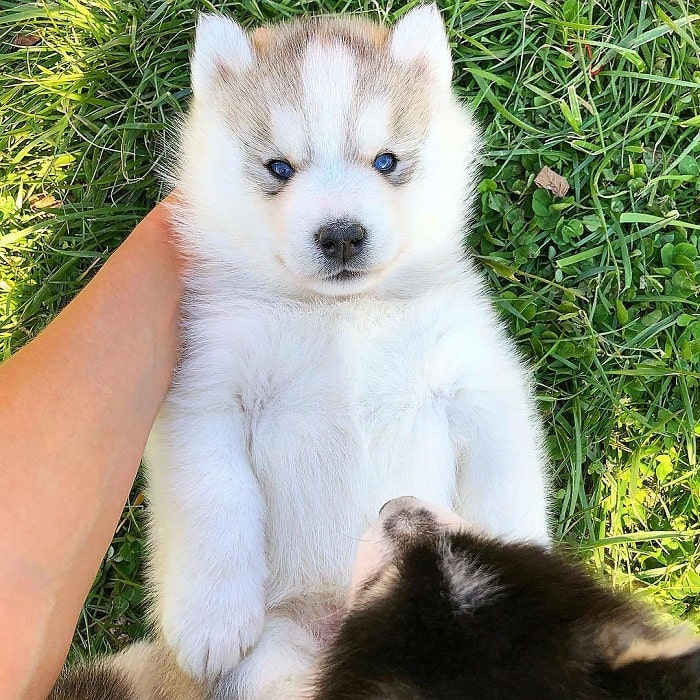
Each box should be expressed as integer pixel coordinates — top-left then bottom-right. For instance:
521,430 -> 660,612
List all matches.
191,14 -> 253,96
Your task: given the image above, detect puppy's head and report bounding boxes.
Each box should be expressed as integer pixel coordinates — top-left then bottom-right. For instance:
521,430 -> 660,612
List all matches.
313,497 -> 700,699
174,7 -> 479,298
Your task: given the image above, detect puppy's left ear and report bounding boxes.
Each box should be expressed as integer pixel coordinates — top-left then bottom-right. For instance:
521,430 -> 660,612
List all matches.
390,4 -> 452,89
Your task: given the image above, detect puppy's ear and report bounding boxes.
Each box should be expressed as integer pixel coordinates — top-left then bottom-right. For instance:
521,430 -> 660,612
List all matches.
596,646 -> 700,698
592,619 -> 700,700
611,627 -> 700,669
191,14 -> 253,96
390,4 -> 452,89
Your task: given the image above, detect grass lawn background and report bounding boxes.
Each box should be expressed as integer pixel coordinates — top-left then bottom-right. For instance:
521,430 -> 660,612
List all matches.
1,0 -> 698,658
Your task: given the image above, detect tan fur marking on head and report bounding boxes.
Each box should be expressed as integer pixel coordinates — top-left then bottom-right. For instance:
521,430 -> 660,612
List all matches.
250,16 -> 388,60
211,12 -> 436,182
356,22 -> 389,48
612,628 -> 700,669
303,17 -> 389,52
251,26 -> 274,51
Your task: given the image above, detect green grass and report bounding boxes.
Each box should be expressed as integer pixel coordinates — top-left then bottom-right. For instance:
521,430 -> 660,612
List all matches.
1,0 -> 699,658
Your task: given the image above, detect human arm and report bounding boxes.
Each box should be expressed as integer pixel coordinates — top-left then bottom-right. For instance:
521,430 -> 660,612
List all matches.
0,199 -> 183,699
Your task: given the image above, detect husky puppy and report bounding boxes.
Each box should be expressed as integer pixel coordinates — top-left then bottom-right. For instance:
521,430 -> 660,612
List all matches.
50,498 -> 700,700
142,5 -> 549,697
312,497 -> 700,699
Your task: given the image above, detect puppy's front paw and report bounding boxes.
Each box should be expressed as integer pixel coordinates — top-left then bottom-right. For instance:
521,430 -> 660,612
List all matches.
234,615 -> 318,700
162,580 -> 265,679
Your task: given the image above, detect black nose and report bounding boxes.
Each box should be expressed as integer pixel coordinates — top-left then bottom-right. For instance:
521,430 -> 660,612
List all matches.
316,221 -> 366,263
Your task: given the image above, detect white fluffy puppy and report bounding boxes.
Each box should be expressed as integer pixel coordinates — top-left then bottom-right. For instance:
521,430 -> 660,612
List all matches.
144,6 -> 549,697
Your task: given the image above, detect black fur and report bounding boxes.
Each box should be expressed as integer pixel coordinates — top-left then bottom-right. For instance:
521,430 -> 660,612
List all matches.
594,652 -> 700,699
313,527 -> 700,699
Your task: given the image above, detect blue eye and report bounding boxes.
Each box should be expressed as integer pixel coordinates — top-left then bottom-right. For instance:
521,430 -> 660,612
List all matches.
267,159 -> 295,180
373,153 -> 397,174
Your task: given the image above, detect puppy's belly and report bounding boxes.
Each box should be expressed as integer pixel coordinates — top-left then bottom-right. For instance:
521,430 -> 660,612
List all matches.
248,382 -> 456,606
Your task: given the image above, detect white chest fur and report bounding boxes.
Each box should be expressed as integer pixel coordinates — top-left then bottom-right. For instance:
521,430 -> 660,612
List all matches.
165,289 -> 481,603
238,297 -> 463,601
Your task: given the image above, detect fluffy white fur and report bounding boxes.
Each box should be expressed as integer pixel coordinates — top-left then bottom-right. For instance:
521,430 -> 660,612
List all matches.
389,4 -> 453,87
145,6 -> 550,697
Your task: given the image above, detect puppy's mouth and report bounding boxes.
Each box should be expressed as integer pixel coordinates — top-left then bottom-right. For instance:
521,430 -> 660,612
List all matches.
324,268 -> 367,282
305,263 -> 379,296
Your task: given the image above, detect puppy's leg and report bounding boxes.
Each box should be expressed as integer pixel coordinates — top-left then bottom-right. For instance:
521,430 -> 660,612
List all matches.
450,360 -> 550,544
146,403 -> 266,680
214,614 -> 318,700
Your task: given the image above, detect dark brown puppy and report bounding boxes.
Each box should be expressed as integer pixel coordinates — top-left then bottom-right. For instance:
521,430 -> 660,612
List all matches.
313,497 -> 700,700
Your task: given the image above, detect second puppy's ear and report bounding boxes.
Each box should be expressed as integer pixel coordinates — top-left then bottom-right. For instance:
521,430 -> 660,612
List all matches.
390,4 -> 452,89
191,14 -> 253,96
594,646 -> 700,698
